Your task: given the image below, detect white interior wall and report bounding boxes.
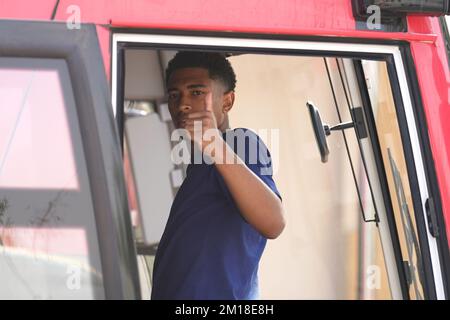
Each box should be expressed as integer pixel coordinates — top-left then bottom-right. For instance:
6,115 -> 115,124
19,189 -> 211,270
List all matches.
124,50 -> 174,245
228,54 -> 361,299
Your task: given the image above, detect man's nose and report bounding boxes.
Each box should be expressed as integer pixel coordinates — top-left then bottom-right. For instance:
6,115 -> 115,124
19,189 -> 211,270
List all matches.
179,104 -> 192,113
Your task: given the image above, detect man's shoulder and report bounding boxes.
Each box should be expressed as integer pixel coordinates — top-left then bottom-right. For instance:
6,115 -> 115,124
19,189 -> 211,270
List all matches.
222,127 -> 273,169
223,127 -> 259,138
222,127 -> 266,148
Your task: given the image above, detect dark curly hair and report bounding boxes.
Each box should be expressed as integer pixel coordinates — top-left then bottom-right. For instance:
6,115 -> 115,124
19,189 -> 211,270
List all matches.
165,51 -> 237,92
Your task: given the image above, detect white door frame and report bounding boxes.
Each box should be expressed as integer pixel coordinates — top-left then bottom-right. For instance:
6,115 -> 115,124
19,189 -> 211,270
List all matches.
111,33 -> 445,299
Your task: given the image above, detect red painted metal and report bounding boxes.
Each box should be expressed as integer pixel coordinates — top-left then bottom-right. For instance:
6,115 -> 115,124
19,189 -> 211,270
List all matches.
110,20 -> 438,42
408,16 -> 450,247
96,25 -> 111,82
52,0 -> 356,31
0,0 -> 55,19
0,0 -> 437,42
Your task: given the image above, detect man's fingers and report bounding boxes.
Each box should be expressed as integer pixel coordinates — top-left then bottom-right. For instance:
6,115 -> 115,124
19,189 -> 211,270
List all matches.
181,118 -> 207,126
183,120 -> 213,130
183,122 -> 211,130
184,112 -> 212,119
204,91 -> 213,112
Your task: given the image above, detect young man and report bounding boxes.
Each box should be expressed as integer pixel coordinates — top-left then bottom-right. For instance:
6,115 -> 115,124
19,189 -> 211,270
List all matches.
151,51 -> 285,300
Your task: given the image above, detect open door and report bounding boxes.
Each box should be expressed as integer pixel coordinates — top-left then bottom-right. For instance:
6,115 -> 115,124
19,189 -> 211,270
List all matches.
309,56 -> 448,300
0,20 -> 140,299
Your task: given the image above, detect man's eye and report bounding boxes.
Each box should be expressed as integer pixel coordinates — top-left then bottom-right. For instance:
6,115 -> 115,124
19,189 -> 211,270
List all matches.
168,93 -> 179,100
192,90 -> 204,96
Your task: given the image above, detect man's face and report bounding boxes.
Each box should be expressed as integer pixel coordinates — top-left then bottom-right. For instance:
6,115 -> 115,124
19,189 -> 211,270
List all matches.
167,67 -> 233,131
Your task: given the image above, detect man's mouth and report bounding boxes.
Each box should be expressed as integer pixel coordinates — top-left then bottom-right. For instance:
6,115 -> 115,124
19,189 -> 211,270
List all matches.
176,116 -> 186,128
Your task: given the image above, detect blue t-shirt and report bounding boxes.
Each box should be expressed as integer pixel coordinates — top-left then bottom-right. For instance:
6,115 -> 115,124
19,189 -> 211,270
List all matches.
151,128 -> 281,300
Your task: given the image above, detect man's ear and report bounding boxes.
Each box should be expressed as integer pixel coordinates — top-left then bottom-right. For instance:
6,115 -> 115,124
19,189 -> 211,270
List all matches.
222,91 -> 235,114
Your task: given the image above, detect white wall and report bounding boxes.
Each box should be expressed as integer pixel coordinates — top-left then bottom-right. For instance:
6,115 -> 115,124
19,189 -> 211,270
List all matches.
229,54 -> 361,299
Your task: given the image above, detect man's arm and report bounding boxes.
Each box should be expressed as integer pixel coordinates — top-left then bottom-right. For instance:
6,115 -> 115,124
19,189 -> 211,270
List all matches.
181,92 -> 285,239
213,142 -> 285,239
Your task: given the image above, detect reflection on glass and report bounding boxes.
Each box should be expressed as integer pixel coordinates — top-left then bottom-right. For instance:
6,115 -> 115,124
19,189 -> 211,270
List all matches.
328,57 -> 392,300
0,58 -> 104,299
362,60 -> 425,299
388,149 -> 424,299
227,54 -> 391,299
0,69 -> 79,190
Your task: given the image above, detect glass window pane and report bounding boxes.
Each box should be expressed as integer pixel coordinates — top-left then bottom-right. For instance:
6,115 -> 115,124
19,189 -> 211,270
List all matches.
227,54 -> 392,299
0,58 -> 104,299
362,59 -> 425,300
445,16 -> 450,36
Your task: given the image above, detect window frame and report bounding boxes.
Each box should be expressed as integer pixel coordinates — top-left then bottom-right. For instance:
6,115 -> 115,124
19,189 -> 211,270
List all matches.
0,20 -> 141,300
439,16 -> 450,70
111,31 -> 449,299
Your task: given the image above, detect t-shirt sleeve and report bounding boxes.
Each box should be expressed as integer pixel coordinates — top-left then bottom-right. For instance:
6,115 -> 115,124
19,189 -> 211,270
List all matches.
220,128 -> 282,201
